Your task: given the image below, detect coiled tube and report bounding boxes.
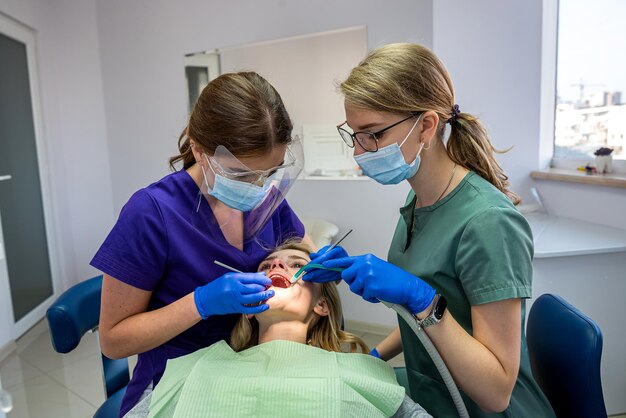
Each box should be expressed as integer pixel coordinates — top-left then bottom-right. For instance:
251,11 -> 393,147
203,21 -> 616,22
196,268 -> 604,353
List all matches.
383,301 -> 469,418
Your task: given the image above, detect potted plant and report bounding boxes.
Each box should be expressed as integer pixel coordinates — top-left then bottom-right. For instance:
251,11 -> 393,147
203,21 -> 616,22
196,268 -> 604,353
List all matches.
594,147 -> 614,174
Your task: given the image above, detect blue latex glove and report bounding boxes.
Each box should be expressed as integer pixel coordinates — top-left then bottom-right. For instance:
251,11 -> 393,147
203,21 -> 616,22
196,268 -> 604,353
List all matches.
370,347 -> 381,359
324,254 -> 436,315
194,272 -> 274,319
301,245 -> 349,283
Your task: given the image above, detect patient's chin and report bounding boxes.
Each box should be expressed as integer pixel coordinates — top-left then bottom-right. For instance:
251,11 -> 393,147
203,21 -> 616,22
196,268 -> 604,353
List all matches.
265,287 -> 292,307
262,287 -> 307,314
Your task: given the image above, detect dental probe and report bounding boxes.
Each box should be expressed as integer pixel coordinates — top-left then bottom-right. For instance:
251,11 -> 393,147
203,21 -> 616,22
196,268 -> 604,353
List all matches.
290,228 -> 353,285
213,260 -> 243,273
326,228 -> 353,252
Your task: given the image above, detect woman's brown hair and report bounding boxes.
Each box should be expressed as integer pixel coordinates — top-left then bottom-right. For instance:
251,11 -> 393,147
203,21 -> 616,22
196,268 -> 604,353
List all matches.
170,71 -> 293,170
340,43 -> 520,205
230,240 -> 369,354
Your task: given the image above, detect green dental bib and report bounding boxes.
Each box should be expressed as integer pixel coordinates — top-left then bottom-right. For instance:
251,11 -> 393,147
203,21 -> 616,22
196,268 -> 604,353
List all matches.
148,340 -> 405,418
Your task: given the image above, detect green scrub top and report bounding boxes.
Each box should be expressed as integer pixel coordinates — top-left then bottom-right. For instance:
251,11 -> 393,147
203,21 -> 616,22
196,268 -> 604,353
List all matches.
388,172 -> 555,418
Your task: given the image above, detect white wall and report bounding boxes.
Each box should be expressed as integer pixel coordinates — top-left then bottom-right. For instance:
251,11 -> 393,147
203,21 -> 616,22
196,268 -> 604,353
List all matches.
34,0 -> 116,286
0,0 -> 115,290
0,1 -> 35,26
433,0 -> 543,205
219,26 -> 368,141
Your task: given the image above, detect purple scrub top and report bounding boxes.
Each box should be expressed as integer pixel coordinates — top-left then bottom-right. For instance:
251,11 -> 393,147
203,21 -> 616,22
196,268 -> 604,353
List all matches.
90,170 -> 304,417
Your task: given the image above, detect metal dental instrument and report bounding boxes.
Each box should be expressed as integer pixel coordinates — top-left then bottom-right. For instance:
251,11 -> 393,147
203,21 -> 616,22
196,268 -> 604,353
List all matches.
290,228 -> 353,285
213,260 -> 243,273
326,228 -> 353,252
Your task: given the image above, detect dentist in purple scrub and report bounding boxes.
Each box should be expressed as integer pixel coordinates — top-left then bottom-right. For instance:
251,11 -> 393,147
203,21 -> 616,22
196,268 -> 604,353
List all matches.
91,72 -> 312,417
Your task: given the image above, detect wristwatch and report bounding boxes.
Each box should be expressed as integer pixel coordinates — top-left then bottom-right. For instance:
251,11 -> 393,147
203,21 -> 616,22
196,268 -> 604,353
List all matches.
416,294 -> 447,329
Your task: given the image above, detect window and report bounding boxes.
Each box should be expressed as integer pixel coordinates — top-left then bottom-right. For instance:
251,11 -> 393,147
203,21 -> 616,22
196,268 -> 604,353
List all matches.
554,0 -> 626,162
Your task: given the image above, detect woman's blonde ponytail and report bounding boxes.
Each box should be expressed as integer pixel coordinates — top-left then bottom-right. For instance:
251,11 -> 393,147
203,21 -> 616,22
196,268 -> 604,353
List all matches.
447,113 -> 520,205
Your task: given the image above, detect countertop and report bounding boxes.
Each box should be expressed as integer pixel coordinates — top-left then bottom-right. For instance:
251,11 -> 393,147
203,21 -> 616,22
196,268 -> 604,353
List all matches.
524,212 -> 626,258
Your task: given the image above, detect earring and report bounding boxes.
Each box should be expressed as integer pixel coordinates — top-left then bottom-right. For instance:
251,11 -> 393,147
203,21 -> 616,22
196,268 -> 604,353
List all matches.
422,141 -> 431,150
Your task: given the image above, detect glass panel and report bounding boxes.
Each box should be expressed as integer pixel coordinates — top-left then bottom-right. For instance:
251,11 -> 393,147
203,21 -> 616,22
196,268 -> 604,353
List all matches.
184,51 -> 220,113
185,66 -> 209,112
555,0 -> 626,160
0,32 -> 53,321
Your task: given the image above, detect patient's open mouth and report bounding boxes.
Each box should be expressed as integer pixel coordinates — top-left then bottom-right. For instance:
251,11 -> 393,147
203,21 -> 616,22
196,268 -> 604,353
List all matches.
268,272 -> 291,288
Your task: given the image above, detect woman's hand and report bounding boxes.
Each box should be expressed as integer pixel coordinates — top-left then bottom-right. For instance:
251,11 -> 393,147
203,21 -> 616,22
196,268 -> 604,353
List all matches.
324,254 -> 436,315
300,245 -> 349,283
194,272 -> 274,319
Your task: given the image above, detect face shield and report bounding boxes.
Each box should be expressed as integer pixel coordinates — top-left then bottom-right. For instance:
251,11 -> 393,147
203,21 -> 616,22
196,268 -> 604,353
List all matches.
196,137 -> 304,243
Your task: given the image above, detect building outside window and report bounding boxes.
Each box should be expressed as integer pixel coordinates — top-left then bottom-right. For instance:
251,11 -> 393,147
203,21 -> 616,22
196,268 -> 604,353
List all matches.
554,0 -> 625,161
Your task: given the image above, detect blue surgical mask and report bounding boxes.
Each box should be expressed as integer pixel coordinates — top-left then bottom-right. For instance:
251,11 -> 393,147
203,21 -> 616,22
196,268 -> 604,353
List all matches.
354,117 -> 423,185
208,174 -> 271,212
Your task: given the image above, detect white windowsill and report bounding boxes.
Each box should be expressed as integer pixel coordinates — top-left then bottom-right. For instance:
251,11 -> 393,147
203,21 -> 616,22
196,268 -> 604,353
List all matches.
530,168 -> 626,188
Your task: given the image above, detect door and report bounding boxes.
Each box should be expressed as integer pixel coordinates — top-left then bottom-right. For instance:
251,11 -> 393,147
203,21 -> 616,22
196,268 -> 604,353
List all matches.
0,14 -> 58,338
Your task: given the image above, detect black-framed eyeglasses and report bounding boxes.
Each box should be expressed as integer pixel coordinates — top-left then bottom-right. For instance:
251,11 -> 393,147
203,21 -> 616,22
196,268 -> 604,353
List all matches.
337,112 -> 423,153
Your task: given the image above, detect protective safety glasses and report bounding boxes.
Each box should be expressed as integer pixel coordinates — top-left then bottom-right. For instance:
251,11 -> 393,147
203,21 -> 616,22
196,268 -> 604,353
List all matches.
206,137 -> 301,186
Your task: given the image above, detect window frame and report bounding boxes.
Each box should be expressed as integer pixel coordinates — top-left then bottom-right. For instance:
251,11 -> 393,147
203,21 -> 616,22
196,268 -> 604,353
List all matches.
541,0 -> 626,174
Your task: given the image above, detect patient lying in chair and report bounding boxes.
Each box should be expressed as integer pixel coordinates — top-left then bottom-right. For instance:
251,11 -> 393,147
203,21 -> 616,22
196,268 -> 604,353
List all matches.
125,240 -> 431,418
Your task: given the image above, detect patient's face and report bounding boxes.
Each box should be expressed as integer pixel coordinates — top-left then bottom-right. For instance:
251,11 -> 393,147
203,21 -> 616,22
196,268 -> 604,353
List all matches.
256,249 -> 322,321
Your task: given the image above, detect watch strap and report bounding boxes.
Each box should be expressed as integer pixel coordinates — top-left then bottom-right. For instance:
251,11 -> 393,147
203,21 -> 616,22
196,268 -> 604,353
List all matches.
416,294 -> 444,329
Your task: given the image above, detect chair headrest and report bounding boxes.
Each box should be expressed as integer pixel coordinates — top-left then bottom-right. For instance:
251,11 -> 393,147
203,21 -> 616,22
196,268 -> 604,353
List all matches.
46,275 -> 103,353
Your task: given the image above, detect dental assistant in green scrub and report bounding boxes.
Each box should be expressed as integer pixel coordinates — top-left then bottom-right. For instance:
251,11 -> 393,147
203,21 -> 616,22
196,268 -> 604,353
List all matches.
302,43 -> 555,418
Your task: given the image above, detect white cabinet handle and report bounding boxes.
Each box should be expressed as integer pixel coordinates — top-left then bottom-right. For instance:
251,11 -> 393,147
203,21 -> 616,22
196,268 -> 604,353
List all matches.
0,175 -> 11,182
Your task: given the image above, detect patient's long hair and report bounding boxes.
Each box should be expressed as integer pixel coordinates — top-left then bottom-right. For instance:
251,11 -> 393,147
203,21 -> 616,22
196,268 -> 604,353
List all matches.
230,240 -> 369,354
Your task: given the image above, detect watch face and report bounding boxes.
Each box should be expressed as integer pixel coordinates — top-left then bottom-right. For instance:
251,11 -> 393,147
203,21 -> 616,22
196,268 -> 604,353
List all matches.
434,295 -> 447,320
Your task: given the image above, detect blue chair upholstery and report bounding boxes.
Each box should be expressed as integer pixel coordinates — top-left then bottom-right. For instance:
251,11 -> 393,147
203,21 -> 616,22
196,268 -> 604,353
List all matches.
46,275 -> 129,418
527,294 -> 607,418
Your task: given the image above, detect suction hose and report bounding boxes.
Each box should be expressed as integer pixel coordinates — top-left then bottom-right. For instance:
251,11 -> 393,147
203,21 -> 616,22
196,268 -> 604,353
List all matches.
383,301 -> 469,418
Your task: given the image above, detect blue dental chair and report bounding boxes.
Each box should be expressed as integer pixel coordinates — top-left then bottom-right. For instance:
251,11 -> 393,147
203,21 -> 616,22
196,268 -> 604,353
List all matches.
46,275 -> 129,418
527,294 -> 607,418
